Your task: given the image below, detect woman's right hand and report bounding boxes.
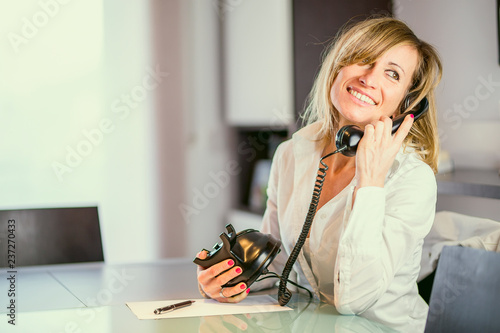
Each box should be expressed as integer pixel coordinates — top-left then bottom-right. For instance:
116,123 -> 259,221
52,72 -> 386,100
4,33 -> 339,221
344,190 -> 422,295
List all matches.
196,250 -> 250,303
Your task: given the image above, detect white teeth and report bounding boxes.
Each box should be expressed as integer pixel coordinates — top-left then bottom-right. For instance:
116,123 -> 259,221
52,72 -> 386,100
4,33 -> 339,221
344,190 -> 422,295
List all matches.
348,88 -> 375,105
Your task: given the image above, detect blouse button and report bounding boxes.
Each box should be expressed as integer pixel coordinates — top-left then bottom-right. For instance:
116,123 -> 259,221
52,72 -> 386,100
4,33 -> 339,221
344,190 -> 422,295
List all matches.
320,213 -> 327,219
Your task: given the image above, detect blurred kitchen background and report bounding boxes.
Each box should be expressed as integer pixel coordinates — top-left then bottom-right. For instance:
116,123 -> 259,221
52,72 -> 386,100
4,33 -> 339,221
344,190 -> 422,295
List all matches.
1,0 -> 499,263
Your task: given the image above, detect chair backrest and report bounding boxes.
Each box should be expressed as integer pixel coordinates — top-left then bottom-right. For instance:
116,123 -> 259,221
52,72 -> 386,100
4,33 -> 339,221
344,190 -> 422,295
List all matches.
0,206 -> 104,267
424,245 -> 500,333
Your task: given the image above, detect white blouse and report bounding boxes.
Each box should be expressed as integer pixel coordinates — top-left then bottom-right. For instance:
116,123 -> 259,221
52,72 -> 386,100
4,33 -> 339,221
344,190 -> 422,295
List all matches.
256,122 -> 437,332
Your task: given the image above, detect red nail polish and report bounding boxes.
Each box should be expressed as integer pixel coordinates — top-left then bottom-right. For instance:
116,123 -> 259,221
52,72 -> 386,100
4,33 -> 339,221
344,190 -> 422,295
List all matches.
240,284 -> 246,289
410,114 -> 414,118
246,288 -> 250,293
235,267 -> 242,274
228,260 -> 234,266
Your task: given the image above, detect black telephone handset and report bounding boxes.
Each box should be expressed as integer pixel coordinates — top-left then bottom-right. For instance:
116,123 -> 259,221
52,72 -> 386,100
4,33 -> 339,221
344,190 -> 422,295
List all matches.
335,96 -> 429,157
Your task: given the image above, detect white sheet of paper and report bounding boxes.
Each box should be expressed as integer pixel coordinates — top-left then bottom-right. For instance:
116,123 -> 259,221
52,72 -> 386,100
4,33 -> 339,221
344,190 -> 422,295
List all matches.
126,295 -> 292,320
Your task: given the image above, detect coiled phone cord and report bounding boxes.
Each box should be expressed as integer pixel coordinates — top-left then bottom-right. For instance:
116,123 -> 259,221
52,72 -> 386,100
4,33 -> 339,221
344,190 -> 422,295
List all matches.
277,145 -> 347,306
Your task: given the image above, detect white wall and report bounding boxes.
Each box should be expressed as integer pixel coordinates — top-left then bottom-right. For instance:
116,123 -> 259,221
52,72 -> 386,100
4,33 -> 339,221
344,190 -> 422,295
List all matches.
396,0 -> 500,170
182,0 -> 236,256
0,0 -> 234,262
0,0 -> 214,263
0,0 -> 160,263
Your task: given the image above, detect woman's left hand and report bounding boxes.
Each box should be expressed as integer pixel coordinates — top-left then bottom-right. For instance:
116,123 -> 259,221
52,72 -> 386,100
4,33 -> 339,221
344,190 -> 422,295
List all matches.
355,114 -> 414,188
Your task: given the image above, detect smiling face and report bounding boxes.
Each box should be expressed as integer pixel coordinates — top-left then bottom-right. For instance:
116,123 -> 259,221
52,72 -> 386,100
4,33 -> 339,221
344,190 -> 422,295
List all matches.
330,44 -> 419,128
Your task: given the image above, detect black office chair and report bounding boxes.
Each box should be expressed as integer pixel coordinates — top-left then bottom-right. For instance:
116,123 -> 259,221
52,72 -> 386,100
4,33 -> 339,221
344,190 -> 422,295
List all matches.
424,245 -> 500,333
0,206 -> 104,267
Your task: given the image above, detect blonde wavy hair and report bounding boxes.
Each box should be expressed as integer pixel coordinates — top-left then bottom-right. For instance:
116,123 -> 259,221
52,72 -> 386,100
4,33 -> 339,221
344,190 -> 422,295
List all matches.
302,17 -> 443,173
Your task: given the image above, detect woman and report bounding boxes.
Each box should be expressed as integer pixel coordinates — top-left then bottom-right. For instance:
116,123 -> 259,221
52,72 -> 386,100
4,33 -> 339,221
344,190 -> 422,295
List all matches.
196,16 -> 442,331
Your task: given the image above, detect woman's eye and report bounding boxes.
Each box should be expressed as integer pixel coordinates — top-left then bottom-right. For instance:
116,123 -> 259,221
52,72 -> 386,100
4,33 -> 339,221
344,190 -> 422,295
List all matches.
358,60 -> 372,67
387,70 -> 400,81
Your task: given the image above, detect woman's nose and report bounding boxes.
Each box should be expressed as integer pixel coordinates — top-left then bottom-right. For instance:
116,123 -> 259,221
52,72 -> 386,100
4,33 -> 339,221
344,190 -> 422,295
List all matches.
359,69 -> 379,88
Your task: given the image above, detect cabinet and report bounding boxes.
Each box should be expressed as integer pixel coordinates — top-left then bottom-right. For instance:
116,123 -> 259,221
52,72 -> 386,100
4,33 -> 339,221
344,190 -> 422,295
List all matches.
223,0 -> 294,127
436,169 -> 500,199
436,169 -> 500,221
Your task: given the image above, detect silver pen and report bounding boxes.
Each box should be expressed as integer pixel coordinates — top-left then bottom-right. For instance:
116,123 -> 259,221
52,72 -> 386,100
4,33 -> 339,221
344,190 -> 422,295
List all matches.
154,300 -> 195,315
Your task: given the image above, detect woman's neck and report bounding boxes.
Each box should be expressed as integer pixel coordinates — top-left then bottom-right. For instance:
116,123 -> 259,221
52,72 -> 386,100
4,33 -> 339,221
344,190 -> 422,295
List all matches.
321,140 -> 356,173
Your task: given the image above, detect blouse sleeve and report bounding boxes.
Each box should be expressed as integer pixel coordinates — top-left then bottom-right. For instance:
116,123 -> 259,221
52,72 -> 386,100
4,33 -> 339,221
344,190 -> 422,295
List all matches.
333,162 -> 437,314
251,143 -> 289,291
